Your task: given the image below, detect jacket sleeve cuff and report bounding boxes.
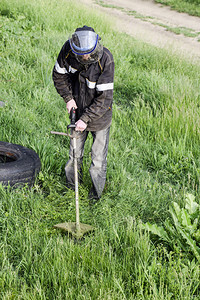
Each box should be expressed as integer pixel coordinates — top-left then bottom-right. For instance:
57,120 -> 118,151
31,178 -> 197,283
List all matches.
63,95 -> 73,103
80,115 -> 89,125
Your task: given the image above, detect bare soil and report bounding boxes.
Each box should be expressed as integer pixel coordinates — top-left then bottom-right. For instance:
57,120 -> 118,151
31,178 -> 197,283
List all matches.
79,0 -> 200,63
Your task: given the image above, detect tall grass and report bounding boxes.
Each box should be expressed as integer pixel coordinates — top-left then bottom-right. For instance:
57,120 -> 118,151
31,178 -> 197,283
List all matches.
0,0 -> 200,298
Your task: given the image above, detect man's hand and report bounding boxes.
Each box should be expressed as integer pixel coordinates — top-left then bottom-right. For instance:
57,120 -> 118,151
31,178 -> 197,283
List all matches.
75,120 -> 87,132
66,99 -> 77,114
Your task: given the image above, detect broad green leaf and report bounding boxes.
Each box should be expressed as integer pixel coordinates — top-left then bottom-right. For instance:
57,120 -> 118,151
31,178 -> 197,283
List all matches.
172,202 -> 182,222
169,205 -> 180,228
178,226 -> 200,263
185,193 -> 199,215
181,209 -> 191,228
164,219 -> 176,237
193,230 -> 200,243
193,218 -> 199,230
164,219 -> 184,249
142,222 -> 169,242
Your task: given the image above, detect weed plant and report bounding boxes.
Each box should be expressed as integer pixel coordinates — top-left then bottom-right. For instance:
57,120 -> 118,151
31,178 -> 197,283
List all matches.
0,0 -> 200,298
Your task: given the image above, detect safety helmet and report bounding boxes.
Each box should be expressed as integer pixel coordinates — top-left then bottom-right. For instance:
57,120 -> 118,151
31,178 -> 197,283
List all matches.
69,26 -> 103,64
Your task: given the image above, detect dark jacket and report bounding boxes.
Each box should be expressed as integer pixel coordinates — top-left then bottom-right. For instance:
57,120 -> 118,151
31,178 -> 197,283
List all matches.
52,41 -> 114,131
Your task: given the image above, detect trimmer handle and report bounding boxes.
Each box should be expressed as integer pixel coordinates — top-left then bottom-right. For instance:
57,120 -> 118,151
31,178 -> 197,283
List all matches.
67,107 -> 76,129
51,107 -> 77,139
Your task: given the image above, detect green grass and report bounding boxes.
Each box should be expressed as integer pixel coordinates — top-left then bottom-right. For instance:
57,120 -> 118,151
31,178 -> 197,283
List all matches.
95,0 -> 124,10
155,0 -> 200,17
0,0 -> 200,298
152,22 -> 200,38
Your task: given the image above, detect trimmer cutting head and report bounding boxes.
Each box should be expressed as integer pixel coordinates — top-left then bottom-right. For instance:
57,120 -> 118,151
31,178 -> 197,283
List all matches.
54,222 -> 94,239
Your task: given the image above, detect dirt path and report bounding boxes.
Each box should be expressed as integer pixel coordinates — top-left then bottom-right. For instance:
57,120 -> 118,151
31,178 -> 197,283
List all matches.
79,0 -> 200,63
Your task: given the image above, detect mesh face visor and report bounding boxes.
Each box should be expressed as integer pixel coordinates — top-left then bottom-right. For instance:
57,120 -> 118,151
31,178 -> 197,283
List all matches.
69,31 -> 99,55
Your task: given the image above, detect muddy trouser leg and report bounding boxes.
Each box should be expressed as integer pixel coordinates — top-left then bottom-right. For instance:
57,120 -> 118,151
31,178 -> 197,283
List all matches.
65,131 -> 88,188
89,126 -> 110,199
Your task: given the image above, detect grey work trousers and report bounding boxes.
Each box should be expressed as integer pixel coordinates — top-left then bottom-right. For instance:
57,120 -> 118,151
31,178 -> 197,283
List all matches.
65,126 -> 110,199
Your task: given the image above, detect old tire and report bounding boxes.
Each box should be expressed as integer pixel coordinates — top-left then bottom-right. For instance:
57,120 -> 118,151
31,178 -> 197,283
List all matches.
0,141 -> 41,187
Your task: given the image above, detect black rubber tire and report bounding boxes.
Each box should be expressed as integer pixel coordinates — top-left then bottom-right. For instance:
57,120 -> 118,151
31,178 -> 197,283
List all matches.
0,141 -> 41,187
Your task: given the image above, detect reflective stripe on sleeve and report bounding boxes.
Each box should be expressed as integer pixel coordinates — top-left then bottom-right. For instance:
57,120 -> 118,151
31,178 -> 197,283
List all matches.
69,65 -> 77,74
96,82 -> 114,92
86,78 -> 96,89
55,61 -> 68,74
55,61 -> 77,74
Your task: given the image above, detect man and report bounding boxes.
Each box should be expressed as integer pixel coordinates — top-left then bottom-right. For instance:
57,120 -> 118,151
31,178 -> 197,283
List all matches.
52,25 -> 114,201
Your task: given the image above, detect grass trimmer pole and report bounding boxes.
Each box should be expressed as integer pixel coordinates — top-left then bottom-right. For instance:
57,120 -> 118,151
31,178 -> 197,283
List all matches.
73,136 -> 81,235
51,107 -> 94,239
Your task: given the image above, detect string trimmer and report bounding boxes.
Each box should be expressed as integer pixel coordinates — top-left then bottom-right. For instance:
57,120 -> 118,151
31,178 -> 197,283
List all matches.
51,107 -> 94,239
